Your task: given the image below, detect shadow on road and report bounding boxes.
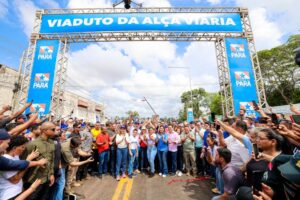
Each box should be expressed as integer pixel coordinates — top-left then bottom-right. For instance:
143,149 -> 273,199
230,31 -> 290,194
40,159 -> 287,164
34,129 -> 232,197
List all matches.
181,177 -> 215,200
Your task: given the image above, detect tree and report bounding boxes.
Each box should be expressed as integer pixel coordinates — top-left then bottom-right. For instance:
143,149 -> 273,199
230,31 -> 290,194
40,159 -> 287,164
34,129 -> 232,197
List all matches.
208,93 -> 222,115
126,111 -> 139,118
178,88 -> 206,122
178,88 -> 222,122
258,34 -> 300,105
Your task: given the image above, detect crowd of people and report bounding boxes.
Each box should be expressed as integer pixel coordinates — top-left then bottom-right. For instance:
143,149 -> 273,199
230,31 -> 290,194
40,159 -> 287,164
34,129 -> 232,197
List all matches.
0,101 -> 300,200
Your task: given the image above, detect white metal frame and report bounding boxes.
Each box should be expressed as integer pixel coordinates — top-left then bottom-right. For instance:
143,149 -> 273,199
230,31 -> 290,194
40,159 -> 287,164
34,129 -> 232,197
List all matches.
16,7 -> 266,117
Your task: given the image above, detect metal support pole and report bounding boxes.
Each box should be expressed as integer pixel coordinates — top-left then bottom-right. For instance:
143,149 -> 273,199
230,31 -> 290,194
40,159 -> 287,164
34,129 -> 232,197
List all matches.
215,39 -> 234,116
188,67 -> 193,107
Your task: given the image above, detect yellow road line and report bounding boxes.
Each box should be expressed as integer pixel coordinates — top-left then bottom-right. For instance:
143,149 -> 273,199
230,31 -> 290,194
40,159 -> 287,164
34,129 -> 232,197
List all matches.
122,178 -> 134,200
112,178 -> 127,200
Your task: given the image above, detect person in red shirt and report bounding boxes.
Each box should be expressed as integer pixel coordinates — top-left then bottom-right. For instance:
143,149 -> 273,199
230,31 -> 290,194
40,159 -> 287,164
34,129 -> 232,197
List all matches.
96,128 -> 110,178
139,126 -> 148,173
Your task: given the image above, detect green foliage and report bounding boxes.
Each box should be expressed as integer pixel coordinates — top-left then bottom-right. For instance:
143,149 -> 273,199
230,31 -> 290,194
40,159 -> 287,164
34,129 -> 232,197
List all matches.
209,93 -> 222,115
178,88 -> 222,122
126,111 -> 139,118
258,34 -> 300,105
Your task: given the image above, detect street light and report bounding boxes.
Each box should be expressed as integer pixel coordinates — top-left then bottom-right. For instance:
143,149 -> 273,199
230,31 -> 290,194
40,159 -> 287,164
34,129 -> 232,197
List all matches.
143,97 -> 157,115
135,97 -> 157,116
168,66 -> 193,105
168,66 -> 194,122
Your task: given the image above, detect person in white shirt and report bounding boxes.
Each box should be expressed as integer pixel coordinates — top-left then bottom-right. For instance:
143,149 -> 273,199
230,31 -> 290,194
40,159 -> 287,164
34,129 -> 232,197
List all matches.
146,127 -> 157,177
115,125 -> 130,181
128,129 -> 139,178
0,135 -> 46,200
217,120 -> 252,169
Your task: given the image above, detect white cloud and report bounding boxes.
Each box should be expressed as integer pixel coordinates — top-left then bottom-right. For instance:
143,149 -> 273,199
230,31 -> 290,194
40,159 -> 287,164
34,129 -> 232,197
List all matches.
13,0 -> 38,37
114,41 -> 178,74
248,8 -> 282,50
179,42 -> 219,92
0,0 -> 8,19
67,43 -> 132,86
235,0 -> 299,49
66,38 -> 222,118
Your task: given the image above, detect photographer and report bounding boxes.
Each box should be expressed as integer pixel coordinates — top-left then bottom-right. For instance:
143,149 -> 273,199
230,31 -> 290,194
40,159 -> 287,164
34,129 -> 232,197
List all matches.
59,136 -> 94,197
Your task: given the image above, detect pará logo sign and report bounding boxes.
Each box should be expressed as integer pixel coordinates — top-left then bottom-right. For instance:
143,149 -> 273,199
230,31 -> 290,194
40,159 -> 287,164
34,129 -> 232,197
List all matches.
230,44 -> 246,58
33,73 -> 50,89
38,46 -> 54,60
235,71 -> 251,87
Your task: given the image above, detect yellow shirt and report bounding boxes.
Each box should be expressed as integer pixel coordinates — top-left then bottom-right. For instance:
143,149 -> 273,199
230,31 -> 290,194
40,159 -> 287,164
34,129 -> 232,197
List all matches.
91,128 -> 101,149
91,128 -> 101,139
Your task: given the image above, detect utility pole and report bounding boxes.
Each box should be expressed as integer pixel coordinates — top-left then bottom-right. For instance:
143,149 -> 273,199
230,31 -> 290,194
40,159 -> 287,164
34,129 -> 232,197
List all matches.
168,66 -> 193,104
143,96 -> 157,115
168,66 -> 194,122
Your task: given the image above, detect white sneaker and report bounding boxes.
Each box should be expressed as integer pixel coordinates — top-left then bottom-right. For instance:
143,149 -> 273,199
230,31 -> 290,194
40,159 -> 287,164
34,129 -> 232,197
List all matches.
176,170 -> 179,175
162,174 -> 167,178
159,173 -> 162,176
177,171 -> 183,177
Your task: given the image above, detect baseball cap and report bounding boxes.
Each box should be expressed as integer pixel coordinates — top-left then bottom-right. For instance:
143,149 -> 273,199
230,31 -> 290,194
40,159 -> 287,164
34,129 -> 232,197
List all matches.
141,126 -> 147,130
0,129 -> 11,140
16,114 -> 26,120
278,152 -> 300,185
120,125 -> 126,129
189,121 -> 195,124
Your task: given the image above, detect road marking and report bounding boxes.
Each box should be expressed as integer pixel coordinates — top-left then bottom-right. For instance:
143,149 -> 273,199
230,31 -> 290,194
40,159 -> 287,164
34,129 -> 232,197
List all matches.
122,178 -> 134,200
112,178 -> 127,200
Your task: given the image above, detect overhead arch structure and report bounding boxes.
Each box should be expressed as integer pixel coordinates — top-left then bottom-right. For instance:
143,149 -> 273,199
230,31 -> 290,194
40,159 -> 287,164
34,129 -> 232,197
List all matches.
15,7 -> 267,119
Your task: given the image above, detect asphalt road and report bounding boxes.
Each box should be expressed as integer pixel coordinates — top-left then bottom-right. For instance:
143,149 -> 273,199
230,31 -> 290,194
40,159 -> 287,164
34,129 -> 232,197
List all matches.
73,174 -> 215,200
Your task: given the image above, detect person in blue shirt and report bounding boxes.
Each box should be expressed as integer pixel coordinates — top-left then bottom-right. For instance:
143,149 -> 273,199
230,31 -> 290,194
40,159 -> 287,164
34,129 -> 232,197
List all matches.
203,122 -> 212,147
0,129 -> 47,171
156,125 -> 168,177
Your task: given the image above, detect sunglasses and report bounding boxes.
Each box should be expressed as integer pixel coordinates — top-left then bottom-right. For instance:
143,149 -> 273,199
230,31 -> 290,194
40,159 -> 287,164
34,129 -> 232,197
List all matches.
48,128 -> 56,131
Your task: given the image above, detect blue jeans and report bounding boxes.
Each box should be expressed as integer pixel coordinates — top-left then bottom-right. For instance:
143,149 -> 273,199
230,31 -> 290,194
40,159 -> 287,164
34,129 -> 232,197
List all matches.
133,147 -> 139,170
128,149 -> 137,175
147,146 -> 157,173
51,168 -> 65,200
110,148 -> 116,175
116,147 -> 128,176
216,167 -> 224,193
99,150 -> 109,175
170,151 -> 177,173
177,146 -> 183,171
139,147 -> 148,170
158,150 -> 168,175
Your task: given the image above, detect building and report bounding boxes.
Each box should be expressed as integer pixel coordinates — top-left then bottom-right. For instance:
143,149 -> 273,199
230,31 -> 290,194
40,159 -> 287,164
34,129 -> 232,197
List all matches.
0,64 -> 19,107
61,91 -> 105,123
0,64 -> 105,123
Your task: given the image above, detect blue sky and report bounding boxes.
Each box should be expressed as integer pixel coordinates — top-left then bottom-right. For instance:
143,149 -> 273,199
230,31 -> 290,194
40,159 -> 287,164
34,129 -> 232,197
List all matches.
0,0 -> 299,117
